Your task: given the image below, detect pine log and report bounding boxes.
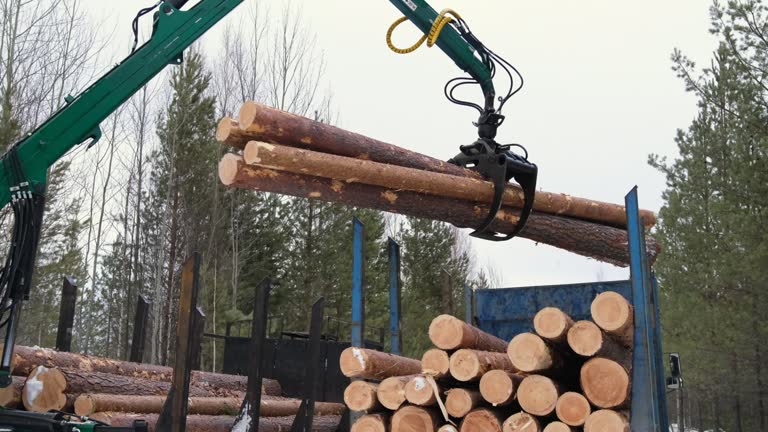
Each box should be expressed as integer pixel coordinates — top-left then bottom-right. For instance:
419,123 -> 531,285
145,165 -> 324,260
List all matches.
533,308 -> 574,344
229,102 -> 656,229
479,370 -> 524,407
439,425 -> 459,432
543,422 -> 575,432
566,320 -> 629,367
91,412 -> 341,432
0,376 -> 24,408
445,388 -> 482,418
583,410 -> 630,432
449,349 -> 517,382
503,412 -> 542,432
590,292 -> 634,347
421,349 -> 451,379
340,348 -> 421,380
10,345 -> 281,395
555,392 -> 591,427
391,405 -> 441,432
507,333 -> 563,373
460,408 -> 504,432
517,375 -> 561,417
429,315 -> 508,352
580,358 -> 630,409
219,154 -> 657,267
377,375 -> 417,410
404,376 -> 440,407
22,366 -> 67,412
344,381 -> 382,412
352,413 -> 390,432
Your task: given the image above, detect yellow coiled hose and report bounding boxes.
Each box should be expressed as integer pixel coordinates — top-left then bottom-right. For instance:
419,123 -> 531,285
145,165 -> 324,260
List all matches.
386,8 -> 463,54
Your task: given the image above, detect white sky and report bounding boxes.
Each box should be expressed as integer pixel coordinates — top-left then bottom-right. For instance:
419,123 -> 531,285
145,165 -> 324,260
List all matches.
81,0 -> 718,288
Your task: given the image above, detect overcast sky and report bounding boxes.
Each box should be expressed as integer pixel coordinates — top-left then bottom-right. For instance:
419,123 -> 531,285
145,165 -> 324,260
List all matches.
82,0 -> 718,288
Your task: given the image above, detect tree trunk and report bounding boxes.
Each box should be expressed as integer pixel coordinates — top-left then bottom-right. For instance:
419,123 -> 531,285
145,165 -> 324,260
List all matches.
391,405 -> 441,432
339,348 -> 421,380
219,154 -> 653,267
555,392 -> 592,427
445,388 -> 482,418
90,412 -> 341,432
449,350 -> 517,382
479,370 -> 523,407
590,292 -> 633,347
429,314 -> 508,352
351,413 -> 389,432
507,333 -> 564,373
343,381 -> 381,412
459,408 -> 504,432
533,307 -> 574,344
0,376 -> 24,408
566,320 -> 629,367
583,409 -> 629,432
227,103 -> 657,229
580,358 -> 630,409
517,375 -> 561,417
421,349 -> 450,379
377,375 -> 417,411
503,412 -> 542,432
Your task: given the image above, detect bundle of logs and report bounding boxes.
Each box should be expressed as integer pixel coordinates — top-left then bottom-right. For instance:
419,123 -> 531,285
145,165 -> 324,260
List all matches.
216,102 -> 659,268
0,346 -> 344,431
339,291 -> 634,432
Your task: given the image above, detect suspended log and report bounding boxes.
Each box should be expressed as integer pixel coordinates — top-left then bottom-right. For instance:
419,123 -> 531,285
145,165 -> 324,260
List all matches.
377,375 -> 416,410
429,315 -> 508,352
449,349 -> 517,382
533,307 -> 574,344
229,102 -> 657,229
543,421 -> 575,432
0,376 -> 24,408
555,392 -> 591,427
502,412 -> 542,432
459,408 -> 504,432
566,320 -> 629,367
219,154 -> 658,266
590,292 -> 634,347
340,347 -> 421,380
391,405 -> 441,432
517,375 -> 561,417
580,358 -> 630,409
90,412 -> 341,432
10,345 -> 281,395
507,333 -> 563,373
421,349 -> 451,379
479,370 -> 524,407
583,410 -> 630,432
352,413 -> 390,432
445,388 -> 482,418
344,381 -> 382,412
404,376 -> 440,407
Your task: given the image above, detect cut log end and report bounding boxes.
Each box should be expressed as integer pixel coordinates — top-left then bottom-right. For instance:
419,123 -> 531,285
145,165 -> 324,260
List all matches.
237,100 -> 260,130
215,117 -> 238,143
421,349 -> 450,378
567,320 -> 604,356
449,349 -> 482,381
376,376 -> 412,411
517,375 -> 560,417
391,405 -> 439,432
445,388 -> 481,418
556,392 -> 591,426
404,376 -> 436,406
591,292 -> 632,333
584,410 -> 629,432
580,358 -> 630,409
218,153 -> 242,186
502,412 -> 541,432
74,395 -> 96,416
533,307 -> 573,342
479,370 -> 521,406
23,366 -> 67,413
344,381 -> 380,412
351,413 -> 389,432
507,333 -> 553,372
428,314 -> 466,350
543,421 -> 574,432
460,409 -> 502,432
438,425 -> 459,432
340,348 -> 421,380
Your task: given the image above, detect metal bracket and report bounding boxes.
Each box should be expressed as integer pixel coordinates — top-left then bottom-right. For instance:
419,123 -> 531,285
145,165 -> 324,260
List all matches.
290,297 -> 325,432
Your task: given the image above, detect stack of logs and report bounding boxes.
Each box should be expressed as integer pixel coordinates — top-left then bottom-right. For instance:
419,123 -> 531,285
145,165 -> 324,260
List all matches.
340,291 -> 634,432
216,102 -> 659,268
0,346 -> 344,431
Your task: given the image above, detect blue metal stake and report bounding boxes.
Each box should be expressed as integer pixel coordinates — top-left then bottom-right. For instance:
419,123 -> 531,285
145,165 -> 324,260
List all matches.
388,238 -> 402,355
351,218 -> 365,349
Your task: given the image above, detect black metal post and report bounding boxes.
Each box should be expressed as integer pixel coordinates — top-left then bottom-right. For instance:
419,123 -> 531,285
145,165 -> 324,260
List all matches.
230,279 -> 272,432
291,297 -> 325,432
130,295 -> 151,363
191,307 -> 206,371
55,277 -> 77,352
157,253 -> 201,432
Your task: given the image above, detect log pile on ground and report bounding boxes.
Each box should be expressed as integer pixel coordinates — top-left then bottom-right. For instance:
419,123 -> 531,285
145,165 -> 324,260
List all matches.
341,292 -> 634,431
1,345 -> 343,430
216,102 -> 659,267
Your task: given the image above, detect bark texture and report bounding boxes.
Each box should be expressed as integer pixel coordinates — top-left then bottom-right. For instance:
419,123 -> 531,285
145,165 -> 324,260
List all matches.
340,348 -> 421,380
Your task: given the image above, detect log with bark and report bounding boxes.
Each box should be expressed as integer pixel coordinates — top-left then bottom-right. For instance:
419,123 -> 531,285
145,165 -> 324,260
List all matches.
444,388 -> 482,418
225,102 -> 657,230
429,315 -> 508,352
344,381 -> 382,412
590,292 -> 634,347
533,307 -> 574,345
517,375 -> 561,417
459,408 -> 505,432
583,409 -> 630,432
580,358 -> 630,409
421,349 -> 451,379
449,349 -> 518,382
352,413 -> 390,432
507,333 -> 563,373
90,412 -> 341,432
219,154 -> 658,267
376,375 -> 416,411
404,376 -> 440,407
555,392 -> 591,427
0,376 -> 24,408
340,348 -> 421,380
390,405 -> 441,432
567,320 -> 629,367
502,412 -> 542,432
10,345 -> 281,395
479,370 -> 523,407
